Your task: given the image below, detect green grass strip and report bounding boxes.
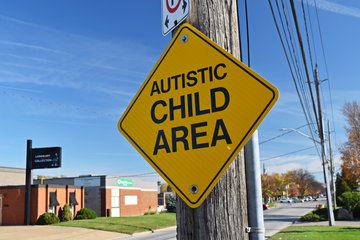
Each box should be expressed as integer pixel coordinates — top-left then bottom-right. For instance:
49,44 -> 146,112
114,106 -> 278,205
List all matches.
56,213 -> 176,235
271,226 -> 360,240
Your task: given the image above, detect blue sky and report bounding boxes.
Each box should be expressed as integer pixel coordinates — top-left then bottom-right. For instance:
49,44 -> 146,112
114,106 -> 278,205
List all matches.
0,0 -> 359,183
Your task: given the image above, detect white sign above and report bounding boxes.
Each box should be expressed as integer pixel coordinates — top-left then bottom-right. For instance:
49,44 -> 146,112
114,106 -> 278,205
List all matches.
161,0 -> 189,36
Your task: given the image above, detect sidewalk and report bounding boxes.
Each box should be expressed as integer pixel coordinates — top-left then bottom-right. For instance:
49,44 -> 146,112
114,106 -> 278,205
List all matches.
0,225 -> 129,240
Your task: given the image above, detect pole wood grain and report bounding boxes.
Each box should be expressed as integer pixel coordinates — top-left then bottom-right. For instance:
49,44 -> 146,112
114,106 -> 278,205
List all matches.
176,1 -> 248,239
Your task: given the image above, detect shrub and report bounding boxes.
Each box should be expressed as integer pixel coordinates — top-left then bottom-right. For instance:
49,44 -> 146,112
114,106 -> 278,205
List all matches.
300,212 -> 321,222
74,208 -> 97,220
37,212 -> 60,225
313,207 -> 328,220
166,195 -> 177,213
59,204 -> 73,222
338,191 -> 360,211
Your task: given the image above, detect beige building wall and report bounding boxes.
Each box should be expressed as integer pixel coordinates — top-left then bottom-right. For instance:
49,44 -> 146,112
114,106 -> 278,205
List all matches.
0,167 -> 26,186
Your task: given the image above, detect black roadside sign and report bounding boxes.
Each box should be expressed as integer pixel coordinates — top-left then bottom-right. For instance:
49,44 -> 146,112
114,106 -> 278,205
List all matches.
32,147 -> 61,169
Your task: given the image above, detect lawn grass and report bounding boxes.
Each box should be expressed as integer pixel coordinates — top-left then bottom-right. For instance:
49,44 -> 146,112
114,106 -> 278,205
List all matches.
56,213 -> 176,235
271,226 -> 360,240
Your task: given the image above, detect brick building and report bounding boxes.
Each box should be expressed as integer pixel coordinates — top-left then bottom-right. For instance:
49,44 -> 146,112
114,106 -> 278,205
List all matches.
0,184 -> 84,225
35,175 -> 158,217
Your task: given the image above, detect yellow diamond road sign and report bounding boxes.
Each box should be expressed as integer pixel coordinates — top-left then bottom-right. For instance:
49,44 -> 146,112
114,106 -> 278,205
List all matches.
118,23 -> 279,208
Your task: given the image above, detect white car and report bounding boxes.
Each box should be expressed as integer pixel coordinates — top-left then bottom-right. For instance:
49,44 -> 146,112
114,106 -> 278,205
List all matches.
279,197 -> 293,203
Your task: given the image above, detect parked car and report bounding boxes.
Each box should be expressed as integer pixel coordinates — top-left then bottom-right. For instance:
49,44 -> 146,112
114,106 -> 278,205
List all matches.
279,197 -> 293,203
292,197 -> 304,203
303,196 -> 313,201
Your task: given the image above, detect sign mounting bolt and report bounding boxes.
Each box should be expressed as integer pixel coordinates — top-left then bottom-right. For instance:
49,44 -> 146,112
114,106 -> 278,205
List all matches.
190,184 -> 198,194
181,34 -> 188,43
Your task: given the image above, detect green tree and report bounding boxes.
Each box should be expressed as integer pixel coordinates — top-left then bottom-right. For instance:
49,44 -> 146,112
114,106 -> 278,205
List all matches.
166,195 -> 176,213
338,192 -> 360,213
336,173 -> 351,203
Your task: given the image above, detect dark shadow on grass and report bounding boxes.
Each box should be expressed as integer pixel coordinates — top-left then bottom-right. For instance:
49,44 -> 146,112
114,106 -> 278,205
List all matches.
106,222 -> 153,232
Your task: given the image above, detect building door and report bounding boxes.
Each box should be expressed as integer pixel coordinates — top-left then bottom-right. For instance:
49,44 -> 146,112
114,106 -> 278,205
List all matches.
0,194 -> 3,225
111,189 -> 120,217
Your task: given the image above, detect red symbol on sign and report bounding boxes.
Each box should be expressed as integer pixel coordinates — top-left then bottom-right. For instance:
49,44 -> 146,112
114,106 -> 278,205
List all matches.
166,0 -> 181,13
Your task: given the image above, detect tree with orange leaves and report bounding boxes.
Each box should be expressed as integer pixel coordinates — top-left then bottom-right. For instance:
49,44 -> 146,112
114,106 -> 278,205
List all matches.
339,101 -> 360,190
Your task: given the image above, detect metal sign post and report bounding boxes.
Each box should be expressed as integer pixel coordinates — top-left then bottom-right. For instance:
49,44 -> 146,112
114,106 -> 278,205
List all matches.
24,139 -> 32,225
24,140 -> 62,225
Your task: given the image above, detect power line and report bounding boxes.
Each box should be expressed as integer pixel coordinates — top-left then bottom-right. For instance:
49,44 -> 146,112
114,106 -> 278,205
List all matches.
290,0 -> 319,130
244,0 -> 250,67
236,0 -> 243,62
268,0 -> 325,159
268,0 -> 321,159
260,123 -> 309,145
265,153 -> 317,166
261,146 -> 315,162
312,0 -> 337,146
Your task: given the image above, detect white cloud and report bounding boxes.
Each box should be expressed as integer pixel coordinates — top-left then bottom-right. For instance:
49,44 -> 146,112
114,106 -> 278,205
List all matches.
0,14 -> 156,97
305,0 -> 360,18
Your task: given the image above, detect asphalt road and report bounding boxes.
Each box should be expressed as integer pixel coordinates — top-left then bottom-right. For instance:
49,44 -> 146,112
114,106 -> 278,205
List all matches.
263,200 -> 323,237
118,200 -> 322,240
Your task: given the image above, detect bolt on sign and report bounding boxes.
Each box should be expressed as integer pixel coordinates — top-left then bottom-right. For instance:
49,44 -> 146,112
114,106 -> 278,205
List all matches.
118,23 -> 279,208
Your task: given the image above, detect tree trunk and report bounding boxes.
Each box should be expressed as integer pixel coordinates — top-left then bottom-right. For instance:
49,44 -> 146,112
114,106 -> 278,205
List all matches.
176,1 -> 248,239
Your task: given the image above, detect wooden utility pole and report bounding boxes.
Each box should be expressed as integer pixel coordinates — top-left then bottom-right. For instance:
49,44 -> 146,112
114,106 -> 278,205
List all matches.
328,120 -> 336,208
176,1 -> 248,239
314,66 -> 335,226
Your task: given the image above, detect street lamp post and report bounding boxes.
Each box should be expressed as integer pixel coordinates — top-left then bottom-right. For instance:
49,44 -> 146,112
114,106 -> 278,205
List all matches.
280,127 -> 335,226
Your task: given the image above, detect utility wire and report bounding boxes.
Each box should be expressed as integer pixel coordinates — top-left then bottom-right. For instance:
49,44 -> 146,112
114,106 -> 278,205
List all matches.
280,0 -> 317,139
261,146 -> 315,162
301,0 -> 315,75
266,154 -> 317,166
236,0 -> 243,62
260,123 -> 309,145
274,0 -> 301,82
244,0 -> 250,67
313,0 -> 337,145
289,0 -> 320,131
268,0 -> 321,158
305,0 -> 318,64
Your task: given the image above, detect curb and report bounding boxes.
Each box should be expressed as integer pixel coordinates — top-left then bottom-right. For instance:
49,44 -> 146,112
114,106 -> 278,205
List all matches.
131,226 -> 176,237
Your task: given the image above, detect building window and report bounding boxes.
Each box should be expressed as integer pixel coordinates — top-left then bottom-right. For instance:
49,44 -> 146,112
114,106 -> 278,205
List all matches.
49,192 -> 59,213
125,195 -> 138,205
69,192 -> 78,215
111,196 -> 120,208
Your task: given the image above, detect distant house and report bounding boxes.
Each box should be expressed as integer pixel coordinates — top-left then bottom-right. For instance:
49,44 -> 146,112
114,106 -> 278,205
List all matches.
34,175 -> 158,217
0,184 -> 84,225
